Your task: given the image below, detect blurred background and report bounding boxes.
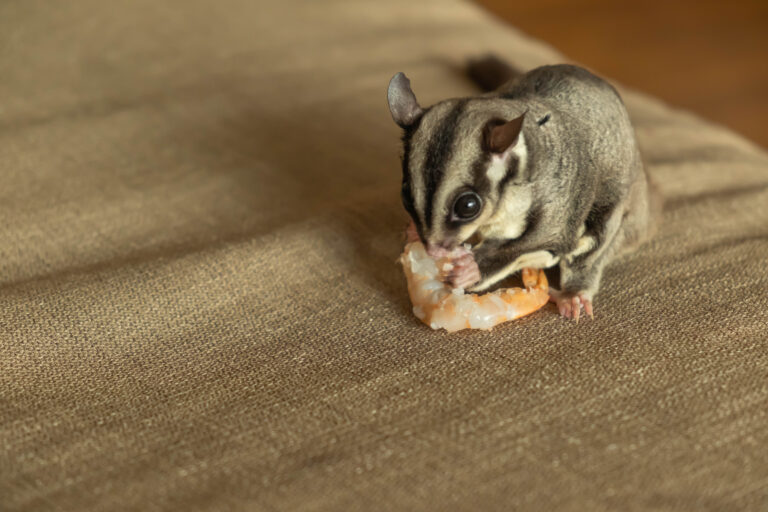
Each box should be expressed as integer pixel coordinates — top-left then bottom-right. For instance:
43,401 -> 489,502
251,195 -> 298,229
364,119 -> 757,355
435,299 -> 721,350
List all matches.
477,0 -> 768,148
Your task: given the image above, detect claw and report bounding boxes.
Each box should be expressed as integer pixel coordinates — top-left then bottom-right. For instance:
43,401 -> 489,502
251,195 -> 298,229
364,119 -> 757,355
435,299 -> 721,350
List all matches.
572,296 -> 581,323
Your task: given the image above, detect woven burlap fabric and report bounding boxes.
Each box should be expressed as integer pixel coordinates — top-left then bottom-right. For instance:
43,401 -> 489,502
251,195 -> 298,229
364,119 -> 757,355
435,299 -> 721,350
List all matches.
2,1 -> 767,510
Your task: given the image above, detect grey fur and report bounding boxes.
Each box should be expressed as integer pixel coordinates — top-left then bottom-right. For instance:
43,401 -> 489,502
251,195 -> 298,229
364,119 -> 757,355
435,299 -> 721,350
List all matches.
389,62 -> 660,303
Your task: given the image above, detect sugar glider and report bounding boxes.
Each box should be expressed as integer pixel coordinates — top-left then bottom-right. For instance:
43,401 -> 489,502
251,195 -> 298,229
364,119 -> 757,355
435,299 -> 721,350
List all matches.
387,57 -> 660,320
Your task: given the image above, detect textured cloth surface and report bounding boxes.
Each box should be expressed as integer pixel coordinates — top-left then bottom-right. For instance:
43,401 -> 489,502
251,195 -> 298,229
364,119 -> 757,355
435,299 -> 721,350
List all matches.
2,1 -> 768,511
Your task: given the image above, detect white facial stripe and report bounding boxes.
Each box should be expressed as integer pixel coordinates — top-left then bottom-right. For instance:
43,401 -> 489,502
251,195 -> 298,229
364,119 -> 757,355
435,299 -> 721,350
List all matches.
486,152 -> 510,183
467,132 -> 531,243
470,250 -> 560,292
486,133 -> 526,185
513,133 -> 527,179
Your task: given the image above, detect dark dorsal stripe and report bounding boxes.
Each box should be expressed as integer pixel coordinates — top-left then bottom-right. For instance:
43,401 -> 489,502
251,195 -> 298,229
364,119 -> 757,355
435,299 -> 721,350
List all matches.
422,100 -> 468,230
400,112 -> 426,236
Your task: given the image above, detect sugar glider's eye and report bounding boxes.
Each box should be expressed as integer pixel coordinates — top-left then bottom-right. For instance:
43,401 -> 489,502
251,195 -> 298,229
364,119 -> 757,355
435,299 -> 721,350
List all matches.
452,192 -> 482,221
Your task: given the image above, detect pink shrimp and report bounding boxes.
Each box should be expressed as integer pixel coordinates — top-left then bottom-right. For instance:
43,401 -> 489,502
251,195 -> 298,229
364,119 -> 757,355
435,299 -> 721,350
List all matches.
399,237 -> 550,332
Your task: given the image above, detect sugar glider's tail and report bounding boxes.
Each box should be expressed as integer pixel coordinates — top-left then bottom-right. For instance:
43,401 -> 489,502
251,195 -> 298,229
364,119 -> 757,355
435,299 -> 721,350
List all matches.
466,54 -> 521,92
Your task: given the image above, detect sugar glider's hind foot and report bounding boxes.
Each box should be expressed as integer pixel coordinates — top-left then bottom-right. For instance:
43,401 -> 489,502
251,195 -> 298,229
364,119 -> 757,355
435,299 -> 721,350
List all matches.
549,289 -> 594,322
466,54 -> 520,92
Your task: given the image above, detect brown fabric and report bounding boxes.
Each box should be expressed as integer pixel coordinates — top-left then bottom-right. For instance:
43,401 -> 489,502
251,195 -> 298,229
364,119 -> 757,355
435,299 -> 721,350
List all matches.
2,1 -> 767,510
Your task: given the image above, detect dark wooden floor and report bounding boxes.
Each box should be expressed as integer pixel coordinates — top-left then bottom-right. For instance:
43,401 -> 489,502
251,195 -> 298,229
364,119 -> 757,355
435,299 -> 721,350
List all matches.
476,0 -> 768,148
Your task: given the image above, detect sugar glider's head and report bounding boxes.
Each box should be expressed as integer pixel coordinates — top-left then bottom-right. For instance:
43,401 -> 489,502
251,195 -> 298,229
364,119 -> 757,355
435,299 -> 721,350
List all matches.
388,72 -> 532,255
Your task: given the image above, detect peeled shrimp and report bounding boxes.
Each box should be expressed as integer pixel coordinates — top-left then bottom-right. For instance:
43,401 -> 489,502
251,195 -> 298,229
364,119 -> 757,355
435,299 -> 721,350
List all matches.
399,241 -> 549,332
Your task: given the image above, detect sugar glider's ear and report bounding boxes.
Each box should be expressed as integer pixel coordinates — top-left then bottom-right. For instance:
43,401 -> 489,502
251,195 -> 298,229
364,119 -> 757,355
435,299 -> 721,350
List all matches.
485,112 -> 526,154
388,72 -> 423,128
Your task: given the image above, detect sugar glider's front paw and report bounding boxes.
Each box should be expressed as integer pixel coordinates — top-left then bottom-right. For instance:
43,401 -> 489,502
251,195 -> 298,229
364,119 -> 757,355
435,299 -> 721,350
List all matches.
441,252 -> 481,290
549,289 -> 594,322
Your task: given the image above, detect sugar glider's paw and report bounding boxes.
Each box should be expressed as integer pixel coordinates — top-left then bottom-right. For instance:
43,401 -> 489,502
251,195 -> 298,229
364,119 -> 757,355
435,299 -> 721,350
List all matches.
442,252 -> 481,290
549,289 -> 594,322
